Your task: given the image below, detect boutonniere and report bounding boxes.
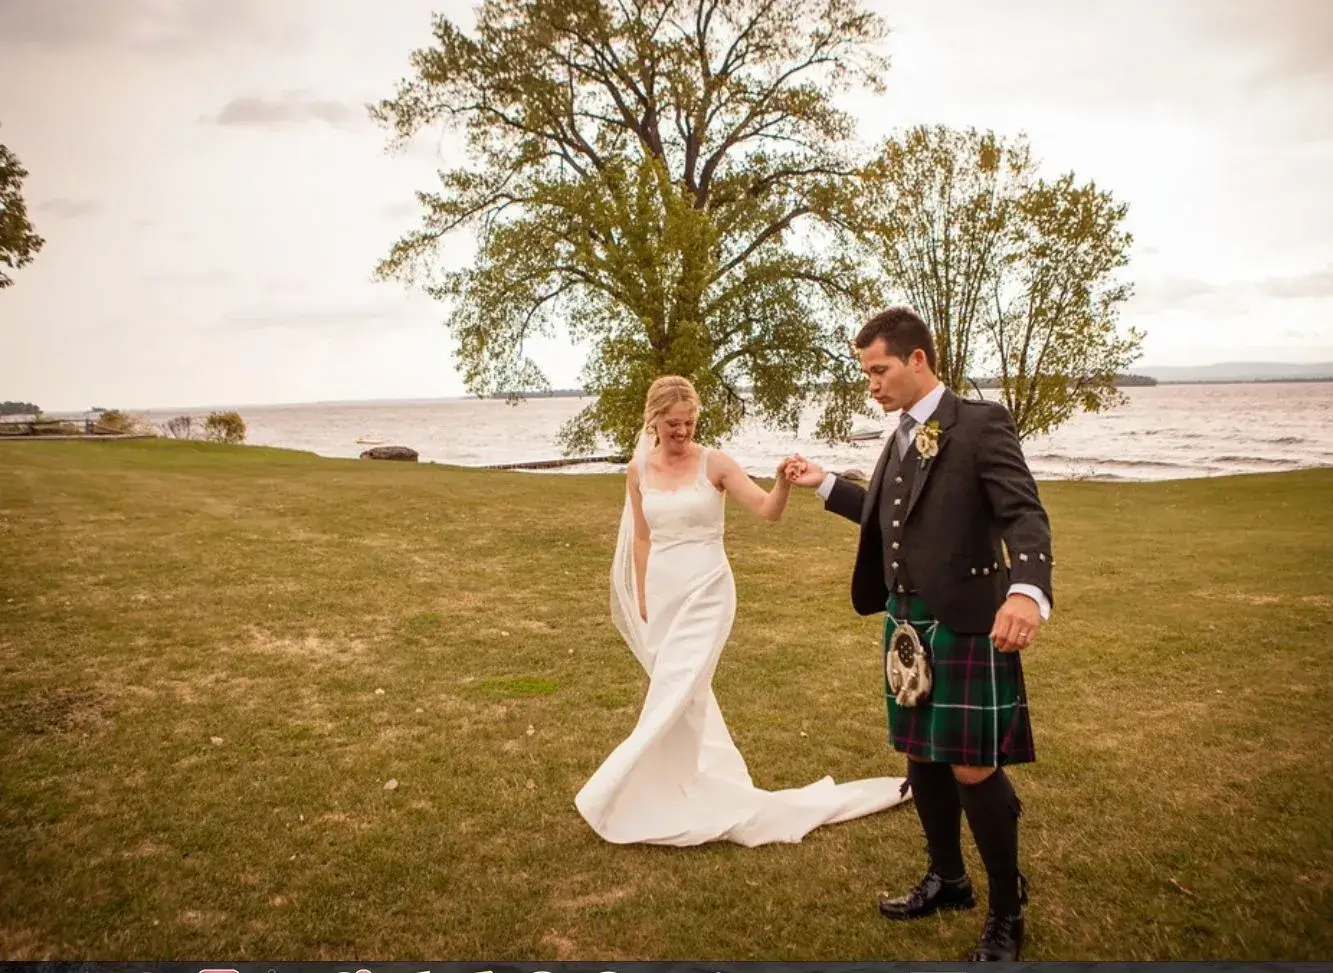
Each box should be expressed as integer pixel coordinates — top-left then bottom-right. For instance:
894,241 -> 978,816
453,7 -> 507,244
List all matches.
914,419 -> 942,467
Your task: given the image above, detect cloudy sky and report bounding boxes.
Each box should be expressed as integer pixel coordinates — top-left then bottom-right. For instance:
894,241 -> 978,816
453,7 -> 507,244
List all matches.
1,0 -> 1331,412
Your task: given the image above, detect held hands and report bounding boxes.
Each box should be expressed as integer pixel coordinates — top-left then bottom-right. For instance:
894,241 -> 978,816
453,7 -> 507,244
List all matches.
991,593 -> 1042,652
779,454 -> 826,488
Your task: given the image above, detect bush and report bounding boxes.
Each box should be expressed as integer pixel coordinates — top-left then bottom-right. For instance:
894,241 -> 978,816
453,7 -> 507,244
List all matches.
204,411 -> 247,444
95,410 -> 154,435
160,416 -> 196,440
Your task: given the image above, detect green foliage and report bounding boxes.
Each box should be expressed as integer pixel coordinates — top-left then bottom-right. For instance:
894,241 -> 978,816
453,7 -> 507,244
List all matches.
0,127 -> 45,291
94,410 -> 154,435
854,125 -> 1142,440
203,411 -> 247,444
372,0 -> 889,453
851,125 -> 1034,391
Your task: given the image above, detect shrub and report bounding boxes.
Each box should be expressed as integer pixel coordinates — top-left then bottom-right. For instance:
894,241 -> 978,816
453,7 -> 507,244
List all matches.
204,411 -> 247,444
95,409 -> 154,435
160,416 -> 196,440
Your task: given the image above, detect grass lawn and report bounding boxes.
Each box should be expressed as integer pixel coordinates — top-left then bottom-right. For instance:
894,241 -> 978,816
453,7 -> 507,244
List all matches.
1,439 -> 1330,961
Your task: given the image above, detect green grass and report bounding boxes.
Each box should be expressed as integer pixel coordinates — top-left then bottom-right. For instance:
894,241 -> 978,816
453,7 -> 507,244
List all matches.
1,439 -> 1330,960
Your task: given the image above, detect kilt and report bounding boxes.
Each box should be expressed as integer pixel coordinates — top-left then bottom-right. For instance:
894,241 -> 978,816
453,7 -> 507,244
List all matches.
883,592 -> 1036,767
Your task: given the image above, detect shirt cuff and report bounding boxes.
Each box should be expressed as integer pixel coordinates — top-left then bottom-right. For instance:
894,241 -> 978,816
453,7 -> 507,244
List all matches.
1008,583 -> 1051,619
815,472 -> 837,500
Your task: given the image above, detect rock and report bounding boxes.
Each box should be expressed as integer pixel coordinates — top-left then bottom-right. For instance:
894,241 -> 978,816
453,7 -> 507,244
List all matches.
384,778 -> 399,791
360,445 -> 419,462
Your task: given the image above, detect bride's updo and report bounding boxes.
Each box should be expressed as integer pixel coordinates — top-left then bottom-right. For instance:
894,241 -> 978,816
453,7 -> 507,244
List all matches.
643,375 -> 699,438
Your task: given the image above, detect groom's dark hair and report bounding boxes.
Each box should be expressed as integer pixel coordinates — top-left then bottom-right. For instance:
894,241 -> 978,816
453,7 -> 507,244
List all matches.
854,306 -> 937,372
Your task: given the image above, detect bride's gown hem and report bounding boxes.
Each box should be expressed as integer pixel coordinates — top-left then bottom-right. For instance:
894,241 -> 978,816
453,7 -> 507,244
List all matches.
574,443 -> 911,848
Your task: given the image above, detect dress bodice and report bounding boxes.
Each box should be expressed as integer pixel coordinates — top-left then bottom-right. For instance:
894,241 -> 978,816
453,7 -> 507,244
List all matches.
640,448 -> 725,546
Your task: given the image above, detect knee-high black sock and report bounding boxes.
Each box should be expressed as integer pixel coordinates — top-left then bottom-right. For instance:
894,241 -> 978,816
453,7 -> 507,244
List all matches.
958,768 -> 1023,915
907,759 -> 965,881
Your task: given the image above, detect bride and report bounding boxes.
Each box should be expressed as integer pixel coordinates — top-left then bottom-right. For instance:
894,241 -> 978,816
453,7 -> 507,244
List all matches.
574,375 -> 910,847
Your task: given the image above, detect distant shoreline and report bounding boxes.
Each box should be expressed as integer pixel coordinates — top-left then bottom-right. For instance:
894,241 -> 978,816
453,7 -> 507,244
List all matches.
483,376 -> 1333,399
1153,377 -> 1333,386
12,376 -> 1332,417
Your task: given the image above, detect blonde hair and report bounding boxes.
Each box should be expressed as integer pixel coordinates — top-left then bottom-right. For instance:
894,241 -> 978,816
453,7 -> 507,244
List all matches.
642,375 -> 699,438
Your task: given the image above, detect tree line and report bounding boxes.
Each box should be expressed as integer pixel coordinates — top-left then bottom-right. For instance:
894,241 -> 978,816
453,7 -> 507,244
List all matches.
372,0 -> 1145,449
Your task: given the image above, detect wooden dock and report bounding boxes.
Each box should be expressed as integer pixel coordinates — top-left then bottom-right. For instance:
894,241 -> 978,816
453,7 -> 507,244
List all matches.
481,453 -> 628,471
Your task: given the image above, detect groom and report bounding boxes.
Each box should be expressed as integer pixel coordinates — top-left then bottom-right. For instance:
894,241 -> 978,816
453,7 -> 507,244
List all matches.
785,306 -> 1054,962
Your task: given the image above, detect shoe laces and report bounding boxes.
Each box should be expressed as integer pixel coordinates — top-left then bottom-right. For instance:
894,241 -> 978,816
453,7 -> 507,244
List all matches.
980,909 -> 1018,942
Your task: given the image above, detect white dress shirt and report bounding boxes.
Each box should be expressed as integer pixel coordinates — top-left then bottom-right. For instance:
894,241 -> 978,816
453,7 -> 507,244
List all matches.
815,382 -> 1051,619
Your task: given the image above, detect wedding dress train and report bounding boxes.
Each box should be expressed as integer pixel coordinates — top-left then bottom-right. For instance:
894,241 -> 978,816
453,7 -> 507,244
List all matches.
574,440 -> 910,847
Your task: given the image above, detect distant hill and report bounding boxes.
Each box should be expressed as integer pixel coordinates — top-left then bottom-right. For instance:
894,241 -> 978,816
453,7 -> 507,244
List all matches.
488,363 -> 1333,400
486,388 -> 588,400
969,374 -> 1157,389
1139,362 -> 1333,383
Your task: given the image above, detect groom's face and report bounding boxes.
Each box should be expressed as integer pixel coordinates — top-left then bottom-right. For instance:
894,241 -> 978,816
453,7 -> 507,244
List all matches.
859,338 -> 924,412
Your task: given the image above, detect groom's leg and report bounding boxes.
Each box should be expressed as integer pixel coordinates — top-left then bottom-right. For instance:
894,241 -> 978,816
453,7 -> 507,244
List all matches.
954,765 -> 1023,915
908,757 -> 966,880
878,756 -> 974,920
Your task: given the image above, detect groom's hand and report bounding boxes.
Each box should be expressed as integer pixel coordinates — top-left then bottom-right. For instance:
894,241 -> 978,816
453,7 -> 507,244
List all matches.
991,594 -> 1042,652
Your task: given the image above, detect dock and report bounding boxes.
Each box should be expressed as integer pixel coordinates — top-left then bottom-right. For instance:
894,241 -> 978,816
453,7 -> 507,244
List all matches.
481,453 -> 628,471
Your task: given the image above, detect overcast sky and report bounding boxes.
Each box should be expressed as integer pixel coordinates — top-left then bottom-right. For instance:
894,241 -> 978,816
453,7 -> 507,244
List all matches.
1,0 -> 1331,411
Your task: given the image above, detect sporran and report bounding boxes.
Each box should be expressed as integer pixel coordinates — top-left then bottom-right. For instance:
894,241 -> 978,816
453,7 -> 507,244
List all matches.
886,620 -> 932,707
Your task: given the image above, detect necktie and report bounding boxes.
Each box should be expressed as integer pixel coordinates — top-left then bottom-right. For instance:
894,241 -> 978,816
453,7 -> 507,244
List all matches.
895,412 -> 917,460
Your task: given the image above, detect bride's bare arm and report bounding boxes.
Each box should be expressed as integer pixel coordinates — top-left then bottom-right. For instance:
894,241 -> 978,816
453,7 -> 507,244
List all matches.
710,450 -> 791,522
627,463 -> 651,619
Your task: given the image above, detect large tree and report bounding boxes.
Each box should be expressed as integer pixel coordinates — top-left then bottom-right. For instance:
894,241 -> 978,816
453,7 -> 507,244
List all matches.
0,127 -> 45,291
372,0 -> 889,453
853,124 -> 1140,441
850,125 -> 1033,391
983,173 -> 1141,441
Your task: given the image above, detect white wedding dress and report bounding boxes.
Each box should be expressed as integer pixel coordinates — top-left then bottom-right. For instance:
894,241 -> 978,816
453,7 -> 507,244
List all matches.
574,438 -> 910,847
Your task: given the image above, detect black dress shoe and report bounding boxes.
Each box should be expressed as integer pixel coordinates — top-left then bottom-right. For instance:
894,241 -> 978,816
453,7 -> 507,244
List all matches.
966,872 -> 1029,961
877,871 -> 976,920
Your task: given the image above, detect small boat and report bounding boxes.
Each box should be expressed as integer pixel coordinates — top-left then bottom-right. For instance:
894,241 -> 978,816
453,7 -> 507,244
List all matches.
847,423 -> 883,442
355,437 -> 385,445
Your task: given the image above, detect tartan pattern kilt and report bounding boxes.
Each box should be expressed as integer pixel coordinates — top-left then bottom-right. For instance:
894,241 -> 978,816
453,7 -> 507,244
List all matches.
883,593 -> 1036,767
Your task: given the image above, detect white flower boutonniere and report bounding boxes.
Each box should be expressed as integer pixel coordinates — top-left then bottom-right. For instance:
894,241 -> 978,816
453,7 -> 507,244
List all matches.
914,419 -> 942,466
